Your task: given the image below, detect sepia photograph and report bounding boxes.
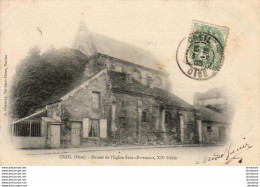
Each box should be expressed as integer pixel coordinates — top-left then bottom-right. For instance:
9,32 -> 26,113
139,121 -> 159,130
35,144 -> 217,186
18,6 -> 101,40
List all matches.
0,0 -> 259,166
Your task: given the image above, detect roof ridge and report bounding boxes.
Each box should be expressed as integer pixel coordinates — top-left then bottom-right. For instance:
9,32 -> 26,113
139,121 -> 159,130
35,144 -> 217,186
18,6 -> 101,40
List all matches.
108,71 -> 194,110
72,21 -> 159,70
61,69 -> 107,100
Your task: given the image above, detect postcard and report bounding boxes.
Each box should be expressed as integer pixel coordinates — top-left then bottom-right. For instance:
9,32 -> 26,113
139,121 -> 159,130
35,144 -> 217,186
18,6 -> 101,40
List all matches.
0,0 -> 259,166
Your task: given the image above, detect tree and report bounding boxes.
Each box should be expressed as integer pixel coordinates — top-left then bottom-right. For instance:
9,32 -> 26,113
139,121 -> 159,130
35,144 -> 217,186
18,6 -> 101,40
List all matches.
11,47 -> 88,118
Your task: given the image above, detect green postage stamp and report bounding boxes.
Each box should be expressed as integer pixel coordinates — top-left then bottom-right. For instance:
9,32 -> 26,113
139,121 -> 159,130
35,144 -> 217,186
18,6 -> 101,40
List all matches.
179,20 -> 229,80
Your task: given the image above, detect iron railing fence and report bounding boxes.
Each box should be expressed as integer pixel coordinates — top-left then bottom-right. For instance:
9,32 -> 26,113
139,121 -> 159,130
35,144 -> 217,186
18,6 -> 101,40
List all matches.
12,119 -> 41,137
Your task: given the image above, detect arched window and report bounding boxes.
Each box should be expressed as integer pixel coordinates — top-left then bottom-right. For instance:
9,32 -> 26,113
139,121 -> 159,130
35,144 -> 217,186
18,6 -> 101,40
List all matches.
165,112 -> 171,126
142,110 -> 148,123
110,64 -> 115,71
154,76 -> 162,88
165,112 -> 173,133
147,76 -> 153,86
119,111 -> 127,128
133,70 -> 141,81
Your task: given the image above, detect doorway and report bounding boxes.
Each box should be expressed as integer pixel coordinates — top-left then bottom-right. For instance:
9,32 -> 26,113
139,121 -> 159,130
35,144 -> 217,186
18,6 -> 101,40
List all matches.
71,121 -> 82,146
49,124 -> 61,148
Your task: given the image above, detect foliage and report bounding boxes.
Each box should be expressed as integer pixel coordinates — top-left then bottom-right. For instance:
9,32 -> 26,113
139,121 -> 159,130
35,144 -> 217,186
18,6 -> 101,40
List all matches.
11,46 -> 88,118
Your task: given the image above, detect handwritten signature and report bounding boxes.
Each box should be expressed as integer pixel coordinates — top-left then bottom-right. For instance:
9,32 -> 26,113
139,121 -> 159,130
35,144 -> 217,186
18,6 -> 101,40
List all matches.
196,143 -> 253,164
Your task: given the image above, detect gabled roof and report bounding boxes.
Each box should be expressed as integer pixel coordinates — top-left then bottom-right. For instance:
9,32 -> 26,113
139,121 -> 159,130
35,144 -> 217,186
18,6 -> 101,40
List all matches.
107,71 -> 194,110
72,21 -> 159,70
37,70 -> 104,108
40,69 -> 194,111
60,69 -> 107,100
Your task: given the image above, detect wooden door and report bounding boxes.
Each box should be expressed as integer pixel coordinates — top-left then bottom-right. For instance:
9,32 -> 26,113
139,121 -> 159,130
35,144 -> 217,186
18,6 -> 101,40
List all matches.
71,122 -> 82,146
50,124 -> 60,148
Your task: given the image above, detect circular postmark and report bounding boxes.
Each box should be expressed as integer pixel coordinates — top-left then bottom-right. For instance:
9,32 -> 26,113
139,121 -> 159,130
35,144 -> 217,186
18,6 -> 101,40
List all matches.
177,32 -> 224,80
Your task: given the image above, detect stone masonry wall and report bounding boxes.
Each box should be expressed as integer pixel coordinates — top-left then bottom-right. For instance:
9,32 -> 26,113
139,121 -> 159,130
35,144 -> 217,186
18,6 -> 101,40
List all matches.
61,72 -> 110,121
111,92 -> 161,145
49,71 -> 113,146
85,54 -> 171,91
202,122 -> 227,144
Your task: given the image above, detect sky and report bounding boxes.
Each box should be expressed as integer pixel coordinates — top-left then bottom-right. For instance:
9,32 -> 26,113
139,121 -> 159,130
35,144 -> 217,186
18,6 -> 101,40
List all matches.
1,0 -> 259,104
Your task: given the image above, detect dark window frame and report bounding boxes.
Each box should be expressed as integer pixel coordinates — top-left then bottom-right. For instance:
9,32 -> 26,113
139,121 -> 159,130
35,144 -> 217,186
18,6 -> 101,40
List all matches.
207,126 -> 212,132
92,92 -> 101,109
142,110 -> 149,123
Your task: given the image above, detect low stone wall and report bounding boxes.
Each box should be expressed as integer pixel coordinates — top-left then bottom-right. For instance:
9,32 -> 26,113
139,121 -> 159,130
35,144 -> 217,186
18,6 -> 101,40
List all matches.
11,136 -> 46,149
